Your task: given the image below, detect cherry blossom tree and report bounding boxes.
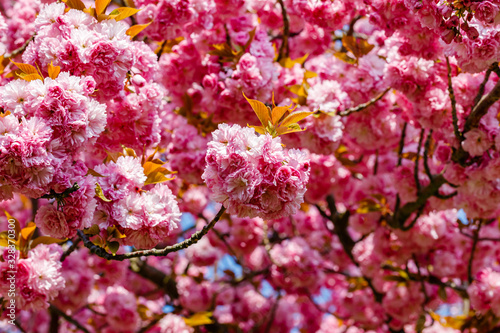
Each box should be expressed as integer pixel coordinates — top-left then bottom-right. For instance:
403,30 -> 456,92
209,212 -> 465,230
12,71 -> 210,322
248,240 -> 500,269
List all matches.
1,0 -> 500,332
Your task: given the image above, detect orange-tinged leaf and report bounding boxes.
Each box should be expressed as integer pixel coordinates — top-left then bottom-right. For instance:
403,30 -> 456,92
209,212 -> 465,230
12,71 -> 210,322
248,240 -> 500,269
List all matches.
20,222 -> 37,241
342,36 -> 375,59
122,146 -> 137,158
243,28 -> 257,51
95,0 -> 111,15
184,312 -> 214,327
124,0 -> 136,7
30,236 -> 67,249
104,150 -> 121,163
279,111 -> 313,127
334,51 -> 357,64
95,182 -> 112,202
4,211 -> 20,239
271,104 -> 295,125
10,60 -> 38,75
278,53 -> 309,68
208,43 -> 237,59
247,125 -> 267,135
276,126 -> 305,136
17,73 -> 44,82
144,170 -> 175,185
65,0 -> 86,11
126,22 -> 151,39
108,7 -> 141,21
243,92 -> 271,128
83,7 -> 96,16
48,62 -> 61,80
143,160 -> 163,175
86,168 -> 105,177
303,70 -> 317,79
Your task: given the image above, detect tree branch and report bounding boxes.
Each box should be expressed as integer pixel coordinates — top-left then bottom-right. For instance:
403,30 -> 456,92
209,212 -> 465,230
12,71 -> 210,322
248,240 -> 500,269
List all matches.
472,65 -> 494,108
468,220 -> 482,284
446,56 -> 463,142
4,35 -> 34,59
276,0 -> 289,61
60,238 -> 81,262
129,258 -> 179,299
464,67 -> 500,133
49,305 -> 90,333
339,87 -> 391,116
78,206 -> 226,261
389,175 -> 446,229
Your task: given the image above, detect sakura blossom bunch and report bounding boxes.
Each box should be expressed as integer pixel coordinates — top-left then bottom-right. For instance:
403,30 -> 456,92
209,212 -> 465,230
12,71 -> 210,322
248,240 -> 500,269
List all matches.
203,123 -> 310,219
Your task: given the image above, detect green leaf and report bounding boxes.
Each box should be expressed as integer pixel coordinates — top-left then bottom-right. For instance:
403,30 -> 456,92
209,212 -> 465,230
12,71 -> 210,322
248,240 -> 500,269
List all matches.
416,313 -> 426,333
106,241 -> 120,255
84,224 -> 100,236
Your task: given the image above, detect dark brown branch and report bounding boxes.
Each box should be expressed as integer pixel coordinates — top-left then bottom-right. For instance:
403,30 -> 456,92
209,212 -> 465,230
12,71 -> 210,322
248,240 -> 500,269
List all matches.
339,87 -> 391,116
446,56 -> 463,142
389,175 -> 446,229
415,129 -> 425,194
472,65 -> 494,108
4,35 -> 34,59
49,306 -> 60,333
129,258 -> 179,299
60,238 -> 81,262
78,206 -> 226,261
464,71 -> 500,133
319,195 -> 383,303
264,292 -> 281,333
49,305 -> 90,333
276,0 -> 289,61
468,220 -> 482,284
14,320 -> 27,333
397,123 -> 407,167
423,130 -> 433,180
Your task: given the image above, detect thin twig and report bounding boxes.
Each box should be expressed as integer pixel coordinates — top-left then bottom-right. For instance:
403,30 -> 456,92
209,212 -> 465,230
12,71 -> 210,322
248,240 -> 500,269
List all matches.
414,129 -> 425,194
446,56 -> 462,142
276,0 -> 289,61
390,175 -> 446,229
464,74 -> 500,133
49,306 -> 60,333
14,320 -> 27,333
397,123 -> 407,166
49,305 -> 90,333
423,130 -> 433,180
472,65 -> 494,108
339,87 -> 391,116
4,35 -> 34,59
60,238 -> 81,262
468,220 -> 483,284
264,292 -> 281,333
78,206 -> 226,261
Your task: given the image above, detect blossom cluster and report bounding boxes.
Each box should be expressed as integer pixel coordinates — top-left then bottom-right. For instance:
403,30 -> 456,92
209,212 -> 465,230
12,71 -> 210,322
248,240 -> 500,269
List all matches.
203,123 -> 310,219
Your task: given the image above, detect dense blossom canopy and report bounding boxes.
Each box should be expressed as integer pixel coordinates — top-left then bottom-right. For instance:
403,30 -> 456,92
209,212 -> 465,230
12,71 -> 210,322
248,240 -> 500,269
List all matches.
1,0 -> 500,332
